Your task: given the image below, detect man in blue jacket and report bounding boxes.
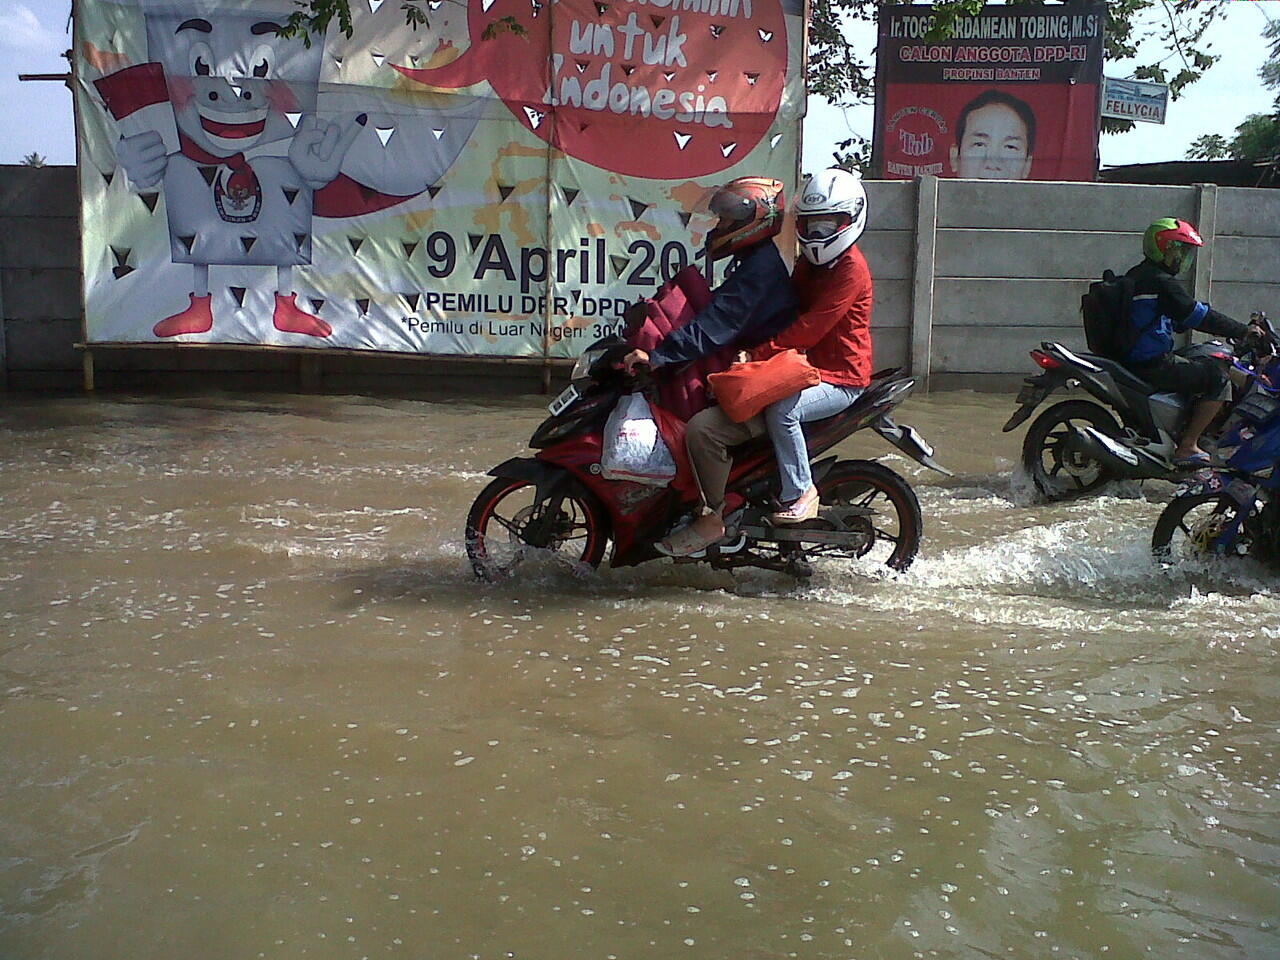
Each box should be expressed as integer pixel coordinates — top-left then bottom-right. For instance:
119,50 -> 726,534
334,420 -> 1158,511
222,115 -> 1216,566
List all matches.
619,176 -> 796,375
1123,218 -> 1260,467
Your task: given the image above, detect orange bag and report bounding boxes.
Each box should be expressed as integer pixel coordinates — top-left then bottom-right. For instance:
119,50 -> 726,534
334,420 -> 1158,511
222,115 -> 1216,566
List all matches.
707,349 -> 821,423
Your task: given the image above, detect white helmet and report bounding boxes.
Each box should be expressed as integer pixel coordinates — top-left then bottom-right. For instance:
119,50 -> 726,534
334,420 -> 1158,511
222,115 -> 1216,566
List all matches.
795,168 -> 867,267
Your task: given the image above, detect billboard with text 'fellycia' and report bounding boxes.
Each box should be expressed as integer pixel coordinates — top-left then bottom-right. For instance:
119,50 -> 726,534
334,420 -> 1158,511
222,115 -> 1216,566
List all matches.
873,3 -> 1104,182
74,0 -> 804,357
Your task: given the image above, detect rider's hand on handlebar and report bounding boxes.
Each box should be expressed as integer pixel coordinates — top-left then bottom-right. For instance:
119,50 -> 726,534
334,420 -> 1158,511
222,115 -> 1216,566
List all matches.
616,349 -> 650,375
1245,321 -> 1274,353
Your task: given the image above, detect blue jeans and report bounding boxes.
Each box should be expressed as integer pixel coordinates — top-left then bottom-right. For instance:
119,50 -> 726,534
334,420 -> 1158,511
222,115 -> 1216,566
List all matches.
764,382 -> 864,502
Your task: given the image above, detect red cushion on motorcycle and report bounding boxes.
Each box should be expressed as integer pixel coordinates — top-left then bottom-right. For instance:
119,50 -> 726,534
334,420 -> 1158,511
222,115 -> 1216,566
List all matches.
679,266 -> 711,306
624,266 -> 733,422
671,266 -> 732,419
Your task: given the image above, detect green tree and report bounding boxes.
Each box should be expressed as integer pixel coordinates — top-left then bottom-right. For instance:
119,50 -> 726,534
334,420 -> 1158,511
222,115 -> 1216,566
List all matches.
1188,18 -> 1280,162
21,152 -> 47,167
1260,17 -> 1280,93
1228,114 -> 1280,162
1186,134 -> 1228,161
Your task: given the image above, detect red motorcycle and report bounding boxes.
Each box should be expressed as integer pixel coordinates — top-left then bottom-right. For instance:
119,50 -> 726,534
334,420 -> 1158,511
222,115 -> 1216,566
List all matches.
465,337 -> 949,581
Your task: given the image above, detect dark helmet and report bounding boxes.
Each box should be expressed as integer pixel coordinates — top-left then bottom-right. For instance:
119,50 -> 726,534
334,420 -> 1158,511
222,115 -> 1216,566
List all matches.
1143,217 -> 1203,275
704,176 -> 785,261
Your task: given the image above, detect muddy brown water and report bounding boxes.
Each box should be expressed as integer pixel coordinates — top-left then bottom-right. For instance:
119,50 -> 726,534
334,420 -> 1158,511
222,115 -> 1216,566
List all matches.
0,391 -> 1276,960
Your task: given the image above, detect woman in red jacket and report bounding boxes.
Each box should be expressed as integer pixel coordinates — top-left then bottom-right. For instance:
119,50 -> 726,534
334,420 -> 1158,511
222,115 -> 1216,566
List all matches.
659,168 -> 872,555
756,168 -> 873,523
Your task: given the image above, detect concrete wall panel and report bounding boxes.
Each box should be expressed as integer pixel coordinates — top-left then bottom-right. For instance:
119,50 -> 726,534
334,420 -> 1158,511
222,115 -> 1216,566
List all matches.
933,278 -> 1084,327
936,229 -> 1138,280
863,181 -> 915,231
860,230 -> 913,281
931,324 -> 1084,373
1209,236 -> 1280,283
872,278 -> 911,329
0,165 -> 79,218
1,268 -> 82,320
870,327 -> 909,369
1210,281 -> 1278,321
938,181 -> 1194,231
5,319 -> 81,369
1216,187 -> 1280,237
0,218 -> 81,270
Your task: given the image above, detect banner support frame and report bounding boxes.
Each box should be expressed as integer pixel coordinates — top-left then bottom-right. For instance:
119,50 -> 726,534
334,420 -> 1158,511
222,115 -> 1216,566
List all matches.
70,0 -> 95,393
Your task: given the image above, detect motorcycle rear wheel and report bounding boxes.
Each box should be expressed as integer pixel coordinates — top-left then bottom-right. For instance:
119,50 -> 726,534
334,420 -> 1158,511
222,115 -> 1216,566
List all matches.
1152,491 -> 1253,564
465,475 -> 609,581
814,460 -> 922,571
1021,399 -> 1121,501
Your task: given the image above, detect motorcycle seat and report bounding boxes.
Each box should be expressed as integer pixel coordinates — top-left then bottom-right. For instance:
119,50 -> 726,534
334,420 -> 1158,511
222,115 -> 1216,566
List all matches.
727,374 -> 900,464
1080,353 -> 1162,396
728,409 -> 858,465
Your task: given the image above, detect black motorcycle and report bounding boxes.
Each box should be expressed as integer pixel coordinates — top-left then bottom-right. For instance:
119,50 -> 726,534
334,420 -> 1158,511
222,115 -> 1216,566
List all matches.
1003,315 -> 1276,502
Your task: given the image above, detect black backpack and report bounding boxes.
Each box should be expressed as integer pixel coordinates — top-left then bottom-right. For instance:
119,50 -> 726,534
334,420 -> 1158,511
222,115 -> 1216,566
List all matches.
1080,269 -> 1137,361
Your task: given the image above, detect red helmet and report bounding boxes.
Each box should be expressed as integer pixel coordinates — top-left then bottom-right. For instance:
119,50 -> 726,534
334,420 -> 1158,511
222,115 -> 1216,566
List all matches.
704,176 -> 785,261
1143,217 -> 1203,274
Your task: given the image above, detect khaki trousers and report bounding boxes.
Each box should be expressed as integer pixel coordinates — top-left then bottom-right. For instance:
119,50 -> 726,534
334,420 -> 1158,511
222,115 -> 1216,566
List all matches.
684,405 -> 766,516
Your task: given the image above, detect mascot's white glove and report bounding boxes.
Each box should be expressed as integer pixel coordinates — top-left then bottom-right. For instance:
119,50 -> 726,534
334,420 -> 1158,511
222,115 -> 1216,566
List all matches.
116,130 -> 168,189
288,114 -> 365,189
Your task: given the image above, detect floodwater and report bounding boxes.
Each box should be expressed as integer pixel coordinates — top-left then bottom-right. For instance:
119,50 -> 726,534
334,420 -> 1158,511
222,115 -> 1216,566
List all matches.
0,389 -> 1276,960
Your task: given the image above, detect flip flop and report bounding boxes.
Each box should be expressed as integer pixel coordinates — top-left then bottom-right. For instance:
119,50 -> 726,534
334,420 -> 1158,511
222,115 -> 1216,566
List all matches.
654,522 -> 726,558
1173,452 -> 1212,469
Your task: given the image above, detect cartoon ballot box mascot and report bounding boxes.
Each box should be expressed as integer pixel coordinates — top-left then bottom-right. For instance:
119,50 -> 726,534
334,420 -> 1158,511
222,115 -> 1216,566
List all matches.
94,1 -> 412,339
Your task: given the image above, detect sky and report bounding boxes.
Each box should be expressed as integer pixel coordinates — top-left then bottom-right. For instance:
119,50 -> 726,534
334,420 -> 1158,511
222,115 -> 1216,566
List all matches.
2,0 -> 1277,172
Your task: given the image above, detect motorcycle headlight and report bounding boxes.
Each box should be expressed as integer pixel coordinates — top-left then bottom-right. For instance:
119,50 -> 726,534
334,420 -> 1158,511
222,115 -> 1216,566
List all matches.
570,346 -> 609,381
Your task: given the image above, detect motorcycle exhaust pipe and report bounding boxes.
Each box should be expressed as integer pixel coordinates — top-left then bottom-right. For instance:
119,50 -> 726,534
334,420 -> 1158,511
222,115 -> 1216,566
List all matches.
1071,426 -> 1166,479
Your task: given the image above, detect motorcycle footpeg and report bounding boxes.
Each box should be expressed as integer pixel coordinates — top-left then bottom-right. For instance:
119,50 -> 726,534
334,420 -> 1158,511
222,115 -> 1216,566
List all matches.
713,529 -> 748,555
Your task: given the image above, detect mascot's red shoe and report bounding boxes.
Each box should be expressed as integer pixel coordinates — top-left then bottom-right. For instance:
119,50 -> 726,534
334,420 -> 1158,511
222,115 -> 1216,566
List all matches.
153,293 -> 214,337
273,293 -> 332,338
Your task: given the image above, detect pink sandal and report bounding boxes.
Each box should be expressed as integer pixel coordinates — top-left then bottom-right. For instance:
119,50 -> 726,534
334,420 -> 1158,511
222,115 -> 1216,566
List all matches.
770,486 -> 819,525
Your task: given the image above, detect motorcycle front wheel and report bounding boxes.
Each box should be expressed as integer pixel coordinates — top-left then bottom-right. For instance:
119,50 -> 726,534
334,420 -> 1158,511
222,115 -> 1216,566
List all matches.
1152,491 -> 1254,564
814,460 -> 923,571
1021,399 -> 1121,501
465,474 -> 609,581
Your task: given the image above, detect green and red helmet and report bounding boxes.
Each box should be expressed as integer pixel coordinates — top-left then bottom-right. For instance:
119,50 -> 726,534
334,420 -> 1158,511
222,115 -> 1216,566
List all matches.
1143,217 -> 1203,274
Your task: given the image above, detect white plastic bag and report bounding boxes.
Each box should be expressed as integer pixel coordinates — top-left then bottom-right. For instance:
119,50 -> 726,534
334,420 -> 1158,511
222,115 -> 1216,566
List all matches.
600,392 -> 676,486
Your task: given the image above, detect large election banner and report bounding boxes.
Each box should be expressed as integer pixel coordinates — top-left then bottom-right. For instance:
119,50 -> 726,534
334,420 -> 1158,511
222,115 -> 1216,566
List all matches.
872,3 -> 1104,181
73,0 -> 804,356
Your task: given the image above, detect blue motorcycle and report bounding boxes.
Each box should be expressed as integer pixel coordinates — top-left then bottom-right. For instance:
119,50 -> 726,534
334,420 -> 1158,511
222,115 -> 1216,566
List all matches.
1152,315 -> 1280,568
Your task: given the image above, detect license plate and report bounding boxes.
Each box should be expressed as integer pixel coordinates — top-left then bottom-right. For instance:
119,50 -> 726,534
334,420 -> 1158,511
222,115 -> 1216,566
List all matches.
548,384 -> 580,416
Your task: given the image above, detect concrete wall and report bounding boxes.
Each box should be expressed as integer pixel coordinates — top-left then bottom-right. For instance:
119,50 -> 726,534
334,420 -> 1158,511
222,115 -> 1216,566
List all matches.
0,165 -> 83,390
860,177 -> 1280,391
4,164 -> 1280,394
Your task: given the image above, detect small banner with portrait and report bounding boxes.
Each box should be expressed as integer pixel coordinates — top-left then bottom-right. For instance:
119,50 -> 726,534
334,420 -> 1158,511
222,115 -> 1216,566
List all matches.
872,3 -> 1105,182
